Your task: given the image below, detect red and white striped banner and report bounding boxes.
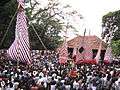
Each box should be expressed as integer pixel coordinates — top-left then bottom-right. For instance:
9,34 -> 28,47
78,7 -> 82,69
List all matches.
76,46 -> 84,63
104,46 -> 112,64
7,0 -> 31,64
72,47 -> 77,58
94,41 -> 102,64
104,32 -> 113,64
59,41 -> 68,64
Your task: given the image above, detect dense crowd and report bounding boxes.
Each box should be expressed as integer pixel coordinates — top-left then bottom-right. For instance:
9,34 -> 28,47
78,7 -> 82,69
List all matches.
0,50 -> 120,90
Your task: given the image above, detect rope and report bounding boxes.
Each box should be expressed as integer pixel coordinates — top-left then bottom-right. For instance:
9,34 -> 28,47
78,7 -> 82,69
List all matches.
29,22 -> 47,50
0,2 -> 47,50
0,6 -> 19,47
28,0 -> 47,50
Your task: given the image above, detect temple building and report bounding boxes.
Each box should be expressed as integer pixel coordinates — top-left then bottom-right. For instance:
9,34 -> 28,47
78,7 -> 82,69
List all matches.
63,35 -> 107,60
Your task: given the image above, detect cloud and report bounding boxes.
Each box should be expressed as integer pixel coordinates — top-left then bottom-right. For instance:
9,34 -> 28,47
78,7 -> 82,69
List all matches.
60,0 -> 120,39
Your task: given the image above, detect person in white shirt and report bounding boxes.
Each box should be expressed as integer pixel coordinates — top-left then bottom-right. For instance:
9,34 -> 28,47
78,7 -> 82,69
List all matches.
39,72 -> 44,77
73,80 -> 79,90
50,77 -> 56,90
64,80 -> 71,90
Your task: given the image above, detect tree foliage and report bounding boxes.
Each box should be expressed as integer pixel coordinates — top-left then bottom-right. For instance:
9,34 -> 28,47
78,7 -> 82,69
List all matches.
111,40 -> 120,57
0,0 -> 17,49
26,0 -> 81,50
102,10 -> 120,57
0,0 -> 81,50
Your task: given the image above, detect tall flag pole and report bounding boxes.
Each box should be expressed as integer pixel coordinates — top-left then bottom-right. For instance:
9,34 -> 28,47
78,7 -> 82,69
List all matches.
89,29 -> 91,36
82,28 -> 86,60
7,0 -> 31,65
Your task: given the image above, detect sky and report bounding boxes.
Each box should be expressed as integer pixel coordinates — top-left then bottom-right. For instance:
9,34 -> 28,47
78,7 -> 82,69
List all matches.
35,0 -> 120,40
59,0 -> 120,39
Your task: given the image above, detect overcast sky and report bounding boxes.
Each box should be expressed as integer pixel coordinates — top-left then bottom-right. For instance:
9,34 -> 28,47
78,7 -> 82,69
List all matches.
35,0 -> 120,39
59,0 -> 120,39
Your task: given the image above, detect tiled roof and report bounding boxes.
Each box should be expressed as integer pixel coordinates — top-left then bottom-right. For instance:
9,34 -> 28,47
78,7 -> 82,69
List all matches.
67,35 -> 107,50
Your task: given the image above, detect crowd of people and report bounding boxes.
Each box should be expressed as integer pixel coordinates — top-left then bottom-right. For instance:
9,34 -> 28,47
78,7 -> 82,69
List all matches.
0,50 -> 120,90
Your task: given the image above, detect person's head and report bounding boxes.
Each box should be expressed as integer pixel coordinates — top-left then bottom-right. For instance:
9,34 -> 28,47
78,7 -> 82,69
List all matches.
32,82 -> 37,87
10,82 -> 13,88
52,77 -> 54,80
41,82 -> 44,86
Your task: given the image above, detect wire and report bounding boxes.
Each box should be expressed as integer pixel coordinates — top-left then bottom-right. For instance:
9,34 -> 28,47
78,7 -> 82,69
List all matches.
29,22 -> 47,50
28,0 -> 47,50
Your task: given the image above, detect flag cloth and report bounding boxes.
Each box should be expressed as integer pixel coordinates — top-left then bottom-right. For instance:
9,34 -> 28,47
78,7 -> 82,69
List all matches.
104,32 -> 113,64
72,47 -> 77,62
104,46 -> 112,64
72,47 -> 77,58
94,41 -> 102,64
7,0 -> 31,64
76,46 -> 84,64
59,41 -> 68,64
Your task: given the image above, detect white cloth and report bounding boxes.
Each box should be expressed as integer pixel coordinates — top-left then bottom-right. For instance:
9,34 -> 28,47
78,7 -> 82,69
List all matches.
14,82 -> 19,89
61,80 -> 65,84
5,87 -> 14,90
52,73 -> 57,78
39,72 -> 44,77
37,78 -> 43,85
33,71 -> 38,76
91,86 -> 96,90
65,85 -> 71,90
73,81 -> 79,90
51,85 -> 56,90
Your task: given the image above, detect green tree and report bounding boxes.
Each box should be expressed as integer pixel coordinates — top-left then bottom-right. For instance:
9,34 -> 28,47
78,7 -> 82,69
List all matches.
0,0 -> 17,49
102,10 -> 120,57
111,40 -> 120,57
26,0 -> 80,50
0,0 -> 81,50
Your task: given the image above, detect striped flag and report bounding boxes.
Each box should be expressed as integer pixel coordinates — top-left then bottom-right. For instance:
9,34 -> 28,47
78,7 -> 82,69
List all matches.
59,41 -> 68,64
7,0 -> 31,64
75,47 -> 83,64
104,32 -> 113,64
72,47 -> 77,62
72,47 -> 77,58
94,41 -> 102,64
104,46 -> 112,64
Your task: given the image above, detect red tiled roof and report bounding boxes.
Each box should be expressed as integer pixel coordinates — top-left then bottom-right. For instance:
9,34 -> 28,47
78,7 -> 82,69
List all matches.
67,35 -> 107,50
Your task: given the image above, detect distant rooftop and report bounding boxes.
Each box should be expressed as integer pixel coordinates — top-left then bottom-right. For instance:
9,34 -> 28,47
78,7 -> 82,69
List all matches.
67,35 -> 107,50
